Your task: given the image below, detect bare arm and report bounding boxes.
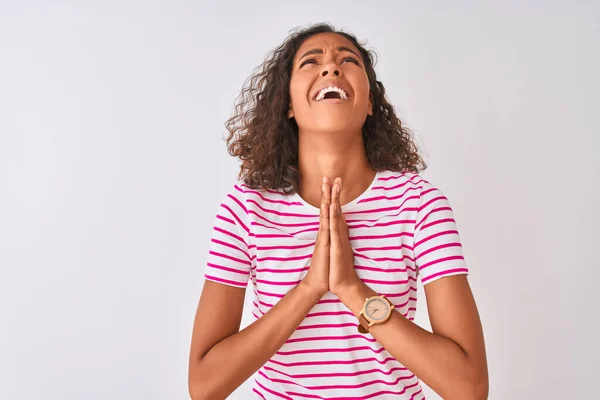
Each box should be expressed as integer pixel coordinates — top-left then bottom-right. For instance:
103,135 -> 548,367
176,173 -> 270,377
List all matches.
337,275 -> 489,400
188,280 -> 321,400
189,178 -> 332,399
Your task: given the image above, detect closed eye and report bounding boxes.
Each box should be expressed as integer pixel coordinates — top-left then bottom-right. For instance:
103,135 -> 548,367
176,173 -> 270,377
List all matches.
299,58 -> 317,68
341,56 -> 360,65
300,55 -> 360,68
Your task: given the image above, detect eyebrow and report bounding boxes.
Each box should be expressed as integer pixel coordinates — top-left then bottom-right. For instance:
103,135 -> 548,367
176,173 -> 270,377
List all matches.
298,46 -> 361,62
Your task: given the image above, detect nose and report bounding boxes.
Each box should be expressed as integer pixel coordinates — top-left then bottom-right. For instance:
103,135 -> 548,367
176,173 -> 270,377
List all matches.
321,68 -> 340,77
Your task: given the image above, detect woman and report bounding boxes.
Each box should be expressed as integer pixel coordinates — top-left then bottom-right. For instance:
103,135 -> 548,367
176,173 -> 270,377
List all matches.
188,23 -> 488,400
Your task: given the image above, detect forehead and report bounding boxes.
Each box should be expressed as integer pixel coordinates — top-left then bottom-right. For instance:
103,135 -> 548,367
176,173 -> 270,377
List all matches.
294,32 -> 361,60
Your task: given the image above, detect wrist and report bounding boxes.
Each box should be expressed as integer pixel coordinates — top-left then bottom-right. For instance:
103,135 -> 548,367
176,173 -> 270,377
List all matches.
335,280 -> 378,317
298,280 -> 325,304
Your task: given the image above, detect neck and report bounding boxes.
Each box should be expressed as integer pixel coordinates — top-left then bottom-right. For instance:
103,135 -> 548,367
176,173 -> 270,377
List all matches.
296,129 -> 376,208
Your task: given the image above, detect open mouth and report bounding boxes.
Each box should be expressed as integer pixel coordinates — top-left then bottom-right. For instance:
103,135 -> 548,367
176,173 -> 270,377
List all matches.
314,86 -> 348,101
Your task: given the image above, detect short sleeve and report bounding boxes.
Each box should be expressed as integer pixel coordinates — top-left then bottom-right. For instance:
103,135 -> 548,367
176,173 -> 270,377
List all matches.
203,183 -> 253,288
413,180 -> 469,285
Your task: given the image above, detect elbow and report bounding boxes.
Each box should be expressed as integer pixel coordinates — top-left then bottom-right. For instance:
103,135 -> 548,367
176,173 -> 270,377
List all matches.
188,376 -> 202,400
473,378 -> 489,400
464,370 -> 489,400
473,362 -> 489,400
447,367 -> 488,400
188,389 -> 206,400
465,355 -> 489,400
188,380 -> 211,400
447,381 -> 488,400
188,364 -> 212,400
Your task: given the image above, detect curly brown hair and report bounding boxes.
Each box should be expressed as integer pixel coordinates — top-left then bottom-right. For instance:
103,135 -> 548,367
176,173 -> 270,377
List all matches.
225,23 -> 427,194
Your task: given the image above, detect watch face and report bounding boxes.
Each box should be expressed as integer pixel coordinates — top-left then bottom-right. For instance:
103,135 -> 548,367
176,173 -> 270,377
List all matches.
365,298 -> 389,321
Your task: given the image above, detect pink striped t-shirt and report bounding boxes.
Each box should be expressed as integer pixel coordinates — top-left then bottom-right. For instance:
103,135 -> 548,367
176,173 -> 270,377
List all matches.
203,170 -> 469,399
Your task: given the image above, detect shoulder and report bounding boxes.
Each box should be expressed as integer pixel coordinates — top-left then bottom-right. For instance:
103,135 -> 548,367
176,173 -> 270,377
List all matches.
375,170 -> 438,197
216,179 -> 249,216
229,180 -> 293,204
219,178 -> 299,217
374,171 -> 455,219
391,172 -> 449,203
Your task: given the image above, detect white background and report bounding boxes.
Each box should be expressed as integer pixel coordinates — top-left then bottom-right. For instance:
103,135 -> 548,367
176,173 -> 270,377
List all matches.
1,1 -> 599,399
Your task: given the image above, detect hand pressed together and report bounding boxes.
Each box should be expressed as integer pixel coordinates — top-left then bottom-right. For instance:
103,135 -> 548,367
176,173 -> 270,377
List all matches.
302,176 -> 362,298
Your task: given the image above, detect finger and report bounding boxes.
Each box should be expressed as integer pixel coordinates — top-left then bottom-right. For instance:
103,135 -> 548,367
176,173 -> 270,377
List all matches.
330,178 -> 342,239
319,177 -> 331,244
323,177 -> 332,217
341,213 -> 349,240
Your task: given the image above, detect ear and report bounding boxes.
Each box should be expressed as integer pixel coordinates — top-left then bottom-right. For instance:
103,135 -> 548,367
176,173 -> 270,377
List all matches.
367,92 -> 373,116
288,103 -> 294,119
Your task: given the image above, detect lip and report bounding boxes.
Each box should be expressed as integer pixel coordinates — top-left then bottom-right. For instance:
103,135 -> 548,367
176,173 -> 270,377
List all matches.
314,97 -> 347,104
311,80 -> 353,101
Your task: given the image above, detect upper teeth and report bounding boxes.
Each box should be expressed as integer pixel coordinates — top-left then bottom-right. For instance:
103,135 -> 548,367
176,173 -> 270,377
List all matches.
315,86 -> 348,101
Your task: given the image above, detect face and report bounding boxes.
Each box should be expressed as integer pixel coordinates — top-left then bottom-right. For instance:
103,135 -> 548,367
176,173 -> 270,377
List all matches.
288,32 -> 372,135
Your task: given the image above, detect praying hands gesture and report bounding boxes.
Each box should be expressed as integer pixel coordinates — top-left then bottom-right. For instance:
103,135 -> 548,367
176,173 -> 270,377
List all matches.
302,177 -> 363,298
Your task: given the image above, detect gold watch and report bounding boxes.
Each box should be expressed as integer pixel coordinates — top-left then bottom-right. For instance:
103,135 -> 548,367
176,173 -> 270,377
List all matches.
358,295 -> 395,333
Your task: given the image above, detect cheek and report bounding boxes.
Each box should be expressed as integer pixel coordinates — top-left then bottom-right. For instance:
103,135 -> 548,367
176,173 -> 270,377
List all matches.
357,78 -> 371,102
345,72 -> 370,105
289,75 -> 309,105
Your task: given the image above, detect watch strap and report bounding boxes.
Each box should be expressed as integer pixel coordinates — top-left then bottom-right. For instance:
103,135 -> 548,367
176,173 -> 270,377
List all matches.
358,314 -> 370,334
